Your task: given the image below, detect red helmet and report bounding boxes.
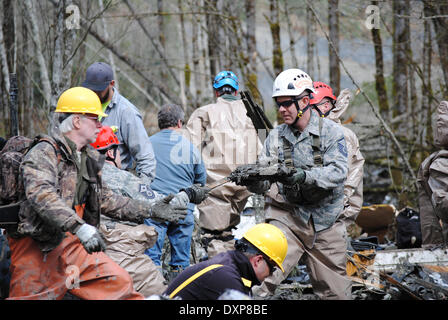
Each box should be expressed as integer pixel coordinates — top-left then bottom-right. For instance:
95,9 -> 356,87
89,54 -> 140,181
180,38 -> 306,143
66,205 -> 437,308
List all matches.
90,125 -> 119,150
310,81 -> 337,105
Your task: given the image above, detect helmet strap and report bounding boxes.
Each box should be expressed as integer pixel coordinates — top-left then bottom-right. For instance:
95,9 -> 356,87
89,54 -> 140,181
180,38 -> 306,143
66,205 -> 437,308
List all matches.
291,99 -> 310,127
313,106 -> 328,118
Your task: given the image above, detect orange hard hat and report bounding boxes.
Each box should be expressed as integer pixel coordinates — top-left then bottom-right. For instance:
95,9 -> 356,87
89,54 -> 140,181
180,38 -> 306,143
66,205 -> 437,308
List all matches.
310,81 -> 337,105
90,125 -> 119,150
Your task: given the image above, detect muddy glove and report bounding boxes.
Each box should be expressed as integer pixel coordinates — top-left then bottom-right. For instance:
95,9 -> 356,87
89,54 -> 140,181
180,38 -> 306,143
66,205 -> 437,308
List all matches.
246,180 -> 271,194
181,184 -> 211,204
148,194 -> 188,223
277,168 -> 306,186
75,223 -> 107,254
169,191 -> 190,208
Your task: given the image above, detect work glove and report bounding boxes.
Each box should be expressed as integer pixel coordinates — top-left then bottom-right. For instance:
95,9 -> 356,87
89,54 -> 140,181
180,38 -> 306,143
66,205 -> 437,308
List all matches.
148,194 -> 188,223
277,168 -> 306,186
75,223 -> 107,254
169,191 -> 190,208
181,184 -> 211,204
246,180 -> 271,194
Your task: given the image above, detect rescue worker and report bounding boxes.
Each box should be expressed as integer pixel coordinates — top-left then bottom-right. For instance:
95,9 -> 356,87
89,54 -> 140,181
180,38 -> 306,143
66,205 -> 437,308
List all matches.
184,71 -> 262,256
81,62 -> 156,183
6,87 -> 187,300
145,104 -> 207,280
237,69 -> 351,300
310,82 -> 364,227
417,100 -> 448,248
163,223 -> 287,300
90,125 -> 209,296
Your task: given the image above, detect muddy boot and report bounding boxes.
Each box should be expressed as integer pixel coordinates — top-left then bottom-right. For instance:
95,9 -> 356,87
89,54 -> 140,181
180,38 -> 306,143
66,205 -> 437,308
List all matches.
166,265 -> 184,282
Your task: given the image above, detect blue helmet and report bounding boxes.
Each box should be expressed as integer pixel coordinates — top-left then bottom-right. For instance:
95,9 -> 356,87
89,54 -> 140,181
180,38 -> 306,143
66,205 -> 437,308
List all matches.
213,71 -> 239,91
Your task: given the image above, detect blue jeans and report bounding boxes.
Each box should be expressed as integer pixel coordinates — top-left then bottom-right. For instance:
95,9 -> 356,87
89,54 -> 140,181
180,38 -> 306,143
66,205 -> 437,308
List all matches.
144,207 -> 195,269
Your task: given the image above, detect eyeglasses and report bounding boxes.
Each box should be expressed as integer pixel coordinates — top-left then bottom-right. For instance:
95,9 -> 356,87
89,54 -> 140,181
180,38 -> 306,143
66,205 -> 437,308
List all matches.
275,99 -> 297,109
83,114 -> 100,123
314,100 -> 334,108
263,256 -> 276,275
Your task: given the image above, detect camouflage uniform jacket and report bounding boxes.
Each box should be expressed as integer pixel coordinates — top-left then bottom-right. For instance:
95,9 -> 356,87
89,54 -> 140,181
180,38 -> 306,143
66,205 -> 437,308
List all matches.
260,111 -> 348,232
17,126 -> 152,252
101,162 -> 165,203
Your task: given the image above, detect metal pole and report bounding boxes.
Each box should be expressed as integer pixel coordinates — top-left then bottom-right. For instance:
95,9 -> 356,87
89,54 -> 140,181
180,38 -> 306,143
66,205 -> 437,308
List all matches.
9,73 -> 18,137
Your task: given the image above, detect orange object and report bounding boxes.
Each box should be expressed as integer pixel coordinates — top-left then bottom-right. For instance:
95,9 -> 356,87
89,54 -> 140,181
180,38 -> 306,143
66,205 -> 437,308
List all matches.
7,204 -> 144,300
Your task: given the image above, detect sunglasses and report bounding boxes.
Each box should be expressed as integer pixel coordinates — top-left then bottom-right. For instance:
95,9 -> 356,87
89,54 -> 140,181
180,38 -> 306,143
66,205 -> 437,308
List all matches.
275,99 -> 297,109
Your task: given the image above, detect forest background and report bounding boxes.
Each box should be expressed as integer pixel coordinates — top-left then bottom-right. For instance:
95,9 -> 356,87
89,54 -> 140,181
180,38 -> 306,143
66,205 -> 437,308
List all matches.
0,0 -> 447,210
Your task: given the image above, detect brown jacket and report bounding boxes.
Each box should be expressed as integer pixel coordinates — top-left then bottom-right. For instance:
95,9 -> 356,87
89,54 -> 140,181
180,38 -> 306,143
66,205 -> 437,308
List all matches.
184,96 -> 262,231
328,89 -> 364,224
17,124 -> 151,252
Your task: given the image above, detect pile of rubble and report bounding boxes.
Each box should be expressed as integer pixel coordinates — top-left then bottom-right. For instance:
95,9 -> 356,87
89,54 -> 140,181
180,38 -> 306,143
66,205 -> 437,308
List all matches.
229,201 -> 447,300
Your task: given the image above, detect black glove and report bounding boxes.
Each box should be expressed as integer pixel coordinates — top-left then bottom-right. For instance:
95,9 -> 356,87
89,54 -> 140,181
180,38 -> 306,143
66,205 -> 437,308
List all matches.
277,168 -> 306,186
182,184 -> 211,204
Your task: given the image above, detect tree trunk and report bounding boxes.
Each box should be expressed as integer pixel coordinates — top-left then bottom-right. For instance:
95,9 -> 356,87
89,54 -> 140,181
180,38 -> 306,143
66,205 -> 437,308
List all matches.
99,0 -> 118,90
284,0 -> 298,67
23,0 -> 52,108
306,9 -> 315,79
328,0 -> 340,95
370,1 -> 389,119
244,0 -> 261,104
392,0 -> 409,118
3,0 -> 15,73
422,2 -> 434,153
267,0 -> 283,124
424,1 -> 448,98
205,0 -> 219,78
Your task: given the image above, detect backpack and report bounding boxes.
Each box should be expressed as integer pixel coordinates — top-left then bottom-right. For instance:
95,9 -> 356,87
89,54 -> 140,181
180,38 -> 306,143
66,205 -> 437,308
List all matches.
395,207 -> 422,249
0,135 -> 61,228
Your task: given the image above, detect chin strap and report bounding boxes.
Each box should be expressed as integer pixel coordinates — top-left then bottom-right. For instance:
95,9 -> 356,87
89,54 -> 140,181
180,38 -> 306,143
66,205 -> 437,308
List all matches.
291,100 -> 311,127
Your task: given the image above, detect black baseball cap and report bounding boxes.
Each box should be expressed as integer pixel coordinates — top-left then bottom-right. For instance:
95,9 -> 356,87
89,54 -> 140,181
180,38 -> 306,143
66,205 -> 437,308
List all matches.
81,62 -> 114,92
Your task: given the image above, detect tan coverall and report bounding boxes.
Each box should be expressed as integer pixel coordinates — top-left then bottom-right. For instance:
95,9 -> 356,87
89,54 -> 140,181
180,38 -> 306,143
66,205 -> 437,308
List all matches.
327,89 -> 364,225
417,101 -> 448,248
184,95 -> 262,232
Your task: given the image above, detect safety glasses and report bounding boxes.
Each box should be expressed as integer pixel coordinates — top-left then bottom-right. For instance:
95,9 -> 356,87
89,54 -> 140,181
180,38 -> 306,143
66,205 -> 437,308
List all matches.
275,99 -> 298,109
263,255 -> 277,275
314,100 -> 335,108
83,114 -> 100,123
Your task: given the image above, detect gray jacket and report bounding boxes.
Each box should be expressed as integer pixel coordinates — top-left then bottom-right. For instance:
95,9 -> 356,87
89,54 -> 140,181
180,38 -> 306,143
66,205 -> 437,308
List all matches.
101,88 -> 156,182
260,111 -> 348,232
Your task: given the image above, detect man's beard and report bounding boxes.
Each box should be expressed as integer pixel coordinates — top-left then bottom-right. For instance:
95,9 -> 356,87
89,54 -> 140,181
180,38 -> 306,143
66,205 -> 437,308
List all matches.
99,90 -> 111,103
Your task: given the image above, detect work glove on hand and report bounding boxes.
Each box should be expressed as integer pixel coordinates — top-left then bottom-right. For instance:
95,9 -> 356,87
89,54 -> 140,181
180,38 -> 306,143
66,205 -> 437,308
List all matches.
75,223 -> 107,254
148,194 -> 188,223
170,191 -> 190,208
181,184 -> 211,204
277,168 -> 306,186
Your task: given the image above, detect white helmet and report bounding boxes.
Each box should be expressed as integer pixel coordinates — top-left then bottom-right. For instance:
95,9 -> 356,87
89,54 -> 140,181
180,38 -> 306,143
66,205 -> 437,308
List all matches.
272,68 -> 315,98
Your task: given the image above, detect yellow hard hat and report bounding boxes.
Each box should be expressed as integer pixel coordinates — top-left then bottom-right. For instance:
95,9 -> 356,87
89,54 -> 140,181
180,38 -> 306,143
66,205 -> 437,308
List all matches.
55,87 -> 108,117
243,223 -> 288,272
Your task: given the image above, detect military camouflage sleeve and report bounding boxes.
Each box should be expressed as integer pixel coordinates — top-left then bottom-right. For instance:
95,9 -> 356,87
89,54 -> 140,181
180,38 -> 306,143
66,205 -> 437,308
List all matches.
304,123 -> 348,189
101,163 -> 164,203
21,142 -> 85,234
100,185 -> 153,224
